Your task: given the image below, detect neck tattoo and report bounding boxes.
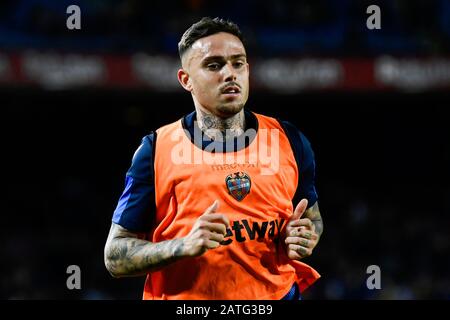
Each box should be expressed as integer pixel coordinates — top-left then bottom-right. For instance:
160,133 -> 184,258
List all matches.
197,110 -> 245,142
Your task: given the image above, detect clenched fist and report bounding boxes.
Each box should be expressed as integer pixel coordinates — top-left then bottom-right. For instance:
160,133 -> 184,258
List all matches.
285,199 -> 319,260
181,200 -> 230,257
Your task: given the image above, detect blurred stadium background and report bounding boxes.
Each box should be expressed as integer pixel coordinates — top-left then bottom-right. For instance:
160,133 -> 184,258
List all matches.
2,0 -> 450,299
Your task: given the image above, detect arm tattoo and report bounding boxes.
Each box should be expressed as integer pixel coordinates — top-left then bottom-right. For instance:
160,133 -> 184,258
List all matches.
304,202 -> 324,238
104,223 -> 184,277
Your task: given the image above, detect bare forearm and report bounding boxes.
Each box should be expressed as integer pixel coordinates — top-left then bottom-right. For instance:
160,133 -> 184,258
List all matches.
104,224 -> 185,277
105,238 -> 185,277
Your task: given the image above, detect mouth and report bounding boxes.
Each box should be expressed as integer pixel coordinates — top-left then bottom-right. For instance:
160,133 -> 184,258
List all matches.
221,86 -> 241,97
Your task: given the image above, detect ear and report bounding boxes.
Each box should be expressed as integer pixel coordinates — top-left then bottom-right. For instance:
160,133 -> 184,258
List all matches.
177,68 -> 192,92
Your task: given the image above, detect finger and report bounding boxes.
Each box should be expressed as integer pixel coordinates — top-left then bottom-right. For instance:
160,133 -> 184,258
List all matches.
203,200 -> 219,215
289,244 -> 311,257
287,227 -> 318,240
285,236 -> 312,248
298,229 -> 317,240
201,212 -> 230,226
201,213 -> 230,228
285,223 -> 300,235
198,221 -> 227,235
205,239 -> 221,250
208,232 -> 225,243
287,250 -> 302,260
289,218 -> 314,229
292,199 -> 308,220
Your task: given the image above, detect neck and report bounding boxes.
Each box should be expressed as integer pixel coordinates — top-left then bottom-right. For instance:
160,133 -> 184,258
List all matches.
195,107 -> 246,142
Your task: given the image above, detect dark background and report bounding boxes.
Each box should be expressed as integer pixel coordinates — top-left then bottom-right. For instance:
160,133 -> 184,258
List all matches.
1,0 -> 450,299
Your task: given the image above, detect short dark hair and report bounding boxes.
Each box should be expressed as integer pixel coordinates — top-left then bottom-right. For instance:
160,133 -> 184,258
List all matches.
178,17 -> 244,59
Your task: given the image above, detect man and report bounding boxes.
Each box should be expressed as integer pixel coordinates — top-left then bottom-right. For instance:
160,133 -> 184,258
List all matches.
104,17 -> 323,300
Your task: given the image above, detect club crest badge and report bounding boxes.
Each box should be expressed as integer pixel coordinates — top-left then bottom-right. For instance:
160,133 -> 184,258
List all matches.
225,172 -> 251,201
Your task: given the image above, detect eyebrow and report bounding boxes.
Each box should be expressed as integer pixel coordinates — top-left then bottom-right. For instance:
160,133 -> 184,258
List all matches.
202,54 -> 247,63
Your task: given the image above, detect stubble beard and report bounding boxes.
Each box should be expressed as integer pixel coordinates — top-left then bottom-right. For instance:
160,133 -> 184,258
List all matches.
215,101 -> 245,118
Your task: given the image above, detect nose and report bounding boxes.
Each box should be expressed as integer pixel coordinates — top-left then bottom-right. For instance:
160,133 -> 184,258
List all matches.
222,62 -> 237,82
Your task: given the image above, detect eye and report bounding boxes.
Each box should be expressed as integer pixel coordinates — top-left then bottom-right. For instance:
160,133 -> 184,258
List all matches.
207,63 -> 221,71
234,61 -> 244,68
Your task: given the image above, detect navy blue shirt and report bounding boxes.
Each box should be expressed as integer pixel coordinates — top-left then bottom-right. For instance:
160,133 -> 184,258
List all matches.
112,110 -> 318,233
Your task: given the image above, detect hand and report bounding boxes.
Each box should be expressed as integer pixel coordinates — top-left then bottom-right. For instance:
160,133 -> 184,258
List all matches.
181,200 -> 230,257
285,199 -> 319,260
